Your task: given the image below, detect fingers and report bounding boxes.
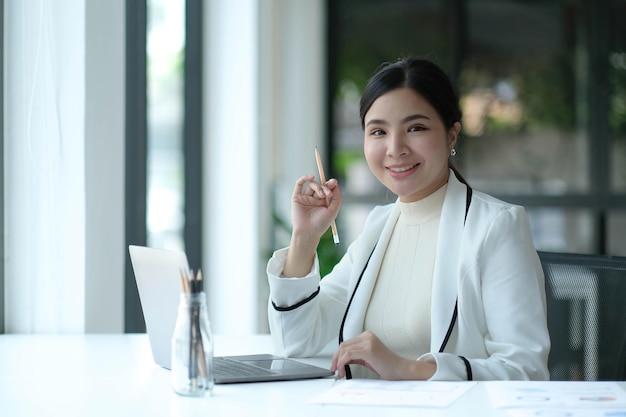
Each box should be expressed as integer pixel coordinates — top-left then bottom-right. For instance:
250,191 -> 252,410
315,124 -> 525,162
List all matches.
326,178 -> 342,208
330,349 -> 341,376
330,346 -> 354,379
290,175 -> 342,240
293,176 -> 341,200
330,339 -> 348,377
293,175 -> 316,196
332,331 -> 409,380
331,333 -> 374,379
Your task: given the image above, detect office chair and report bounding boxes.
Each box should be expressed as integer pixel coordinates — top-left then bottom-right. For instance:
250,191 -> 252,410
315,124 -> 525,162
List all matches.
539,251 -> 626,381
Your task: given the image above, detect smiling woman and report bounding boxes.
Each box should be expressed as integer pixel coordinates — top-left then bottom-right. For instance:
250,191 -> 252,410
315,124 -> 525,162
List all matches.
359,59 -> 465,204
266,56 -> 550,382
362,87 -> 459,203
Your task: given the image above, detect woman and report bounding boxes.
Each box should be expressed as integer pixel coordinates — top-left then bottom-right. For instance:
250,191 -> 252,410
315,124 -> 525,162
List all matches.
266,57 -> 550,381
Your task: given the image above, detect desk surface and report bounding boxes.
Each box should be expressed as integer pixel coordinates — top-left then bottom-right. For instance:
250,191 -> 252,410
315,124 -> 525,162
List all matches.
0,334 -> 624,417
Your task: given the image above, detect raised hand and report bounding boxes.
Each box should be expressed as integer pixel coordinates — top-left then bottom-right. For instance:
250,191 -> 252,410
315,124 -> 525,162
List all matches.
290,175 -> 341,238
282,175 -> 342,278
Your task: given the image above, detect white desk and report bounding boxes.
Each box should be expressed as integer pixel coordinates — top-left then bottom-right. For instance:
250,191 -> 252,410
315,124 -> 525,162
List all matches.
0,334 -> 623,417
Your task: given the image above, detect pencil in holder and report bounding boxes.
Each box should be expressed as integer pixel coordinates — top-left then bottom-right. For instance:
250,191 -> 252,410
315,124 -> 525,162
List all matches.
171,287 -> 214,396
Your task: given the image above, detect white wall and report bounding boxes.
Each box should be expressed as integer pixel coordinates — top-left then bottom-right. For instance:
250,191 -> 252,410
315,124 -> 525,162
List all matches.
256,0 -> 327,332
203,0 -> 326,334
203,0 -> 260,334
84,0 -> 125,333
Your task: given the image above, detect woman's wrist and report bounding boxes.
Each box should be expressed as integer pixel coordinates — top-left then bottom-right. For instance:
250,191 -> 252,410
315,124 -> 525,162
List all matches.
289,230 -> 321,249
404,359 -> 437,380
282,232 -> 319,278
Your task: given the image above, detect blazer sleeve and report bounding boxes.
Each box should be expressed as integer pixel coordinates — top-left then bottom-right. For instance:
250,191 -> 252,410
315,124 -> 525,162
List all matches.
422,205 -> 550,381
266,241 -> 357,357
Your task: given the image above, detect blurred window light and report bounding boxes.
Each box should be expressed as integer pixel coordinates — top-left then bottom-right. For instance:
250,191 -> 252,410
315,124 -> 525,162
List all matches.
146,0 -> 185,251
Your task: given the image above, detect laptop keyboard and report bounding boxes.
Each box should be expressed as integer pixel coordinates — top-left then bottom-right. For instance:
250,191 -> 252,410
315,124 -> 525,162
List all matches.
213,357 -> 278,378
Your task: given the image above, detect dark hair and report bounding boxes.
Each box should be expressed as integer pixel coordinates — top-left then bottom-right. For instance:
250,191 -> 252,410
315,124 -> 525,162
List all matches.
359,57 -> 468,185
359,57 -> 462,131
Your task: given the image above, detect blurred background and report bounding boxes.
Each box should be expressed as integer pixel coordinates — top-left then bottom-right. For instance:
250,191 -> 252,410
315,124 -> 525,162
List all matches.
146,0 -> 626,256
328,0 -> 626,257
3,0 -> 625,334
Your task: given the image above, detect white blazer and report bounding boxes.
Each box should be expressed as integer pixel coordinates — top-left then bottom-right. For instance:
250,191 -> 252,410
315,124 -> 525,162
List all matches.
267,171 -> 550,381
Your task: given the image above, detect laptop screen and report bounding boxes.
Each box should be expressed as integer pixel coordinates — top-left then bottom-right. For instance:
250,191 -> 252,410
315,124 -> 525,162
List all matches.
128,245 -> 189,369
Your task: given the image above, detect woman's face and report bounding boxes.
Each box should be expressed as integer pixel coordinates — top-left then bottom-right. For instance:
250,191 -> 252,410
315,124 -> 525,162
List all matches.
363,87 -> 460,203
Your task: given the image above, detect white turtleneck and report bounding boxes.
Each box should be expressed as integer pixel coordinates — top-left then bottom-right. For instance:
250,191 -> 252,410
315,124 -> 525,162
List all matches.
355,183 -> 447,379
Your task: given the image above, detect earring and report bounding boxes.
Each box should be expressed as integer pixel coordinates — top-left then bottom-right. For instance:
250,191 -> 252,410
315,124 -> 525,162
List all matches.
450,148 -> 457,157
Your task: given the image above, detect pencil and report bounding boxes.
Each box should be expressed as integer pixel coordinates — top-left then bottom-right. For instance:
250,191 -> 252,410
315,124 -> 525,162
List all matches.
314,147 -> 340,245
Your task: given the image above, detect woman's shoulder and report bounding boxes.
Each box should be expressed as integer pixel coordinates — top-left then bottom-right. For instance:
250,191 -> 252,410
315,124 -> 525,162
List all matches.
471,189 -> 517,209
447,173 -> 527,222
466,188 -> 531,232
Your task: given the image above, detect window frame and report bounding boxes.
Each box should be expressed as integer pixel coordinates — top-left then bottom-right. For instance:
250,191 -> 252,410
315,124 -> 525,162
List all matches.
124,0 -> 148,332
124,0 -> 204,332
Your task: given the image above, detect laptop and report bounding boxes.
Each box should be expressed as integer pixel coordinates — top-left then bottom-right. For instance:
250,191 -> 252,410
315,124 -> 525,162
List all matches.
128,245 -> 334,384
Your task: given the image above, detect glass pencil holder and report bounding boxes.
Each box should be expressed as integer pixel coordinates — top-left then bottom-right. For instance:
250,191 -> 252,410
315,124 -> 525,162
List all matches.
171,292 -> 214,397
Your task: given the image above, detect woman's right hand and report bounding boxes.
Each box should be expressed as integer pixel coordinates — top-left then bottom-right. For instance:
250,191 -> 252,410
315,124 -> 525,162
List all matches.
290,175 -> 342,239
282,175 -> 342,278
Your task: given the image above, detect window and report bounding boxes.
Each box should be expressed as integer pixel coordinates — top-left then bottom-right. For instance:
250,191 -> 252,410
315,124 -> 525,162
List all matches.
146,0 -> 186,252
328,0 -> 626,256
125,0 -> 203,332
610,0 -> 626,193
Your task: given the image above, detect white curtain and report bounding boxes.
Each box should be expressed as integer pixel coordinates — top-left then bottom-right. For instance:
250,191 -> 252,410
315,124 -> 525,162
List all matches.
2,0 -> 324,334
5,0 -> 86,333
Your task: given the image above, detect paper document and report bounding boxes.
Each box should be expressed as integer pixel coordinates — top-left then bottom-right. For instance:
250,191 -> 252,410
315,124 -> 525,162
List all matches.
308,379 -> 476,407
484,381 -> 626,409
506,408 -> 626,417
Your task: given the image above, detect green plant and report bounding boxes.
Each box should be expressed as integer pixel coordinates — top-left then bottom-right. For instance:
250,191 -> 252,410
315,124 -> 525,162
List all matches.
269,211 -> 344,279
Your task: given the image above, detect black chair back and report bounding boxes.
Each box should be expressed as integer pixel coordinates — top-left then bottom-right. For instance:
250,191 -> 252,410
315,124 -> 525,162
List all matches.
539,251 -> 626,381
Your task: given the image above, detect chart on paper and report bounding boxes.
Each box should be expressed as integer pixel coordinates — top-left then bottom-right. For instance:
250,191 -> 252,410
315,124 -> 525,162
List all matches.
506,409 -> 626,417
484,381 -> 626,409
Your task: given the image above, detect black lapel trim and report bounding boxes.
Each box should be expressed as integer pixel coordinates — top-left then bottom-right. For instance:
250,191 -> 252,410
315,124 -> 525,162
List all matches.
437,180 -> 472,353
271,287 -> 320,312
338,245 -> 376,379
438,300 -> 459,352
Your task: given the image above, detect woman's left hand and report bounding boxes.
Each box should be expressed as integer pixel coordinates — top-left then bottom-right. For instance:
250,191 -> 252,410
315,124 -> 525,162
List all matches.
330,331 -> 437,380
